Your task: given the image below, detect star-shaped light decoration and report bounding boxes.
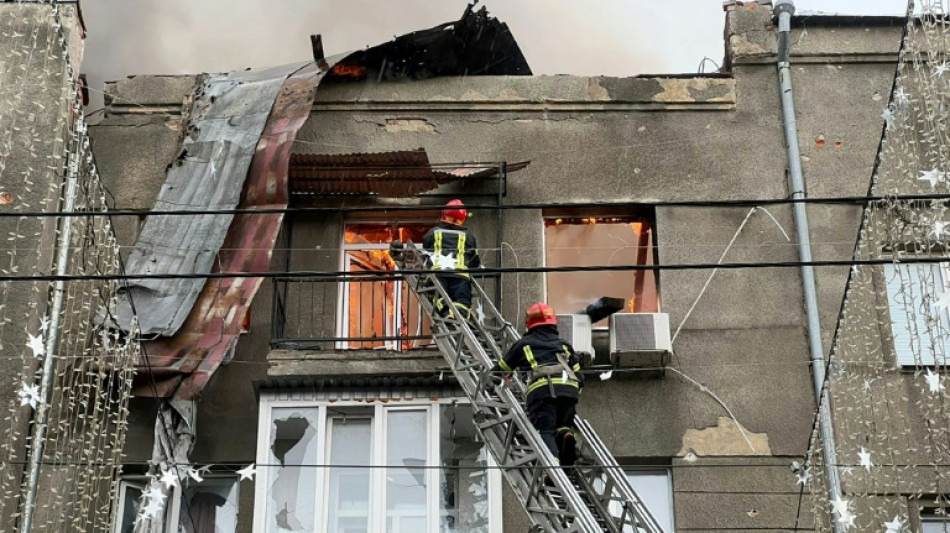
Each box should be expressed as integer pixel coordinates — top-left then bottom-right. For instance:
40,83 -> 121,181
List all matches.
795,467 -> 811,486
919,168 -> 946,188
159,468 -> 179,490
934,61 -> 950,78
858,447 -> 873,471
430,252 -> 457,271
831,495 -> 852,519
934,291 -> 950,310
236,463 -> 257,481
932,220 -> 950,239
141,496 -> 164,518
17,382 -> 40,410
839,465 -> 854,477
186,466 -> 206,483
925,368 -> 944,394
862,379 -> 874,393
884,515 -> 903,533
894,86 -> 910,106
881,107 -> 895,130
38,316 -> 49,333
26,332 -> 45,358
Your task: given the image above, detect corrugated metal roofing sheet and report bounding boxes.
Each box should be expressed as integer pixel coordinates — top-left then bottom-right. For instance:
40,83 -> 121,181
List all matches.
289,150 -> 529,197
115,62 -> 311,337
131,64 -> 327,400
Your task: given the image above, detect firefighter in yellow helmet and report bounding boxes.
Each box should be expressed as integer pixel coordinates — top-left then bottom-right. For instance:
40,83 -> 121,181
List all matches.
492,303 -> 584,467
422,199 -> 481,319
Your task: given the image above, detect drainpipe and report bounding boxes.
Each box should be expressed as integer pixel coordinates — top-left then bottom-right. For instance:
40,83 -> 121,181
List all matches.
773,0 -> 844,528
20,118 -> 82,533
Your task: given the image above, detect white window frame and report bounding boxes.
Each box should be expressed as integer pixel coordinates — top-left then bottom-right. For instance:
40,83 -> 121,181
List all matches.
112,477 -> 178,533
884,262 -> 950,367
337,230 -> 431,352
253,395 -> 503,533
625,468 -> 674,533
337,241 -> 404,350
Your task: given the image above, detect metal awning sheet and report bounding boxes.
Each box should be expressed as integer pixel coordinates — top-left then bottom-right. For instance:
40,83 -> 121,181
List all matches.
116,62 -> 309,337
132,64 -> 326,399
289,151 -> 529,197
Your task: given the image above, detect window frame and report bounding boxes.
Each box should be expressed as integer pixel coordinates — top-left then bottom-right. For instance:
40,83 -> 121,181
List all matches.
253,395 -> 503,533
112,476 -> 178,533
541,209 -> 661,328
336,219 -> 435,351
883,261 -> 950,368
624,467 -> 675,533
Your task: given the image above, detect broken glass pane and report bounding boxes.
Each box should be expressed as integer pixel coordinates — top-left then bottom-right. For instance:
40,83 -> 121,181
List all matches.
439,405 -> 490,533
179,477 -> 240,533
386,409 -> 429,532
266,408 -> 319,532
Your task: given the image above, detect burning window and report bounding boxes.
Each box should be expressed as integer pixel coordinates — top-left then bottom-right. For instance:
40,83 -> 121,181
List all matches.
339,221 -> 435,350
544,214 -> 658,325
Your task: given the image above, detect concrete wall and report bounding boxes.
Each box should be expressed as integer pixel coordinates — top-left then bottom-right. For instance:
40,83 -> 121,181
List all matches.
88,2 -> 912,531
0,3 -> 84,529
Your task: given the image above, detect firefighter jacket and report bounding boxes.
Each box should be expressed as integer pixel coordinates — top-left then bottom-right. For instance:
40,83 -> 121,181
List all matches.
422,222 -> 480,278
494,325 -> 584,400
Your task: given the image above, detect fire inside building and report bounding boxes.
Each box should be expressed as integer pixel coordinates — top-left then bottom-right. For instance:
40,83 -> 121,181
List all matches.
5,0 -> 950,532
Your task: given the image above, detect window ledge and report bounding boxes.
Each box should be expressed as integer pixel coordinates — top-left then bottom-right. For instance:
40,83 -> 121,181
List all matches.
266,348 -> 448,378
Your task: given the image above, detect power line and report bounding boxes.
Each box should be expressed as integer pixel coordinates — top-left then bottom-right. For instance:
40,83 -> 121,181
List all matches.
0,256 -> 947,282
3,193 -> 950,218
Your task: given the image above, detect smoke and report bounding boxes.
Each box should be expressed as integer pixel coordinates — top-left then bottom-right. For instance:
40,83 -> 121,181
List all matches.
78,0 -> 730,113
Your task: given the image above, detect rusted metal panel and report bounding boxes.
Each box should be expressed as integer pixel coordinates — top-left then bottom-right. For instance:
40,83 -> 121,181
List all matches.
115,62 -> 309,337
132,64 -> 326,399
289,151 -> 529,197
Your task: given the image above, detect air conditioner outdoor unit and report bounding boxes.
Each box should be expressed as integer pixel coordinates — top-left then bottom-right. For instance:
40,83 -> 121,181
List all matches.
609,313 -> 671,369
557,314 -> 593,368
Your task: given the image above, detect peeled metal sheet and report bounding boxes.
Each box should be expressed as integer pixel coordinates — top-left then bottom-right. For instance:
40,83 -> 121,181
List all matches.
115,62 -> 309,337
132,64 -> 326,399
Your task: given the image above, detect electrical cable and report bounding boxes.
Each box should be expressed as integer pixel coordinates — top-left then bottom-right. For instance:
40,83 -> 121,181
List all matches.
2,256 -> 950,283
5,192 -> 950,218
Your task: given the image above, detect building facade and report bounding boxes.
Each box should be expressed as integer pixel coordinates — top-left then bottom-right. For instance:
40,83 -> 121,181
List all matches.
78,2 -> 950,532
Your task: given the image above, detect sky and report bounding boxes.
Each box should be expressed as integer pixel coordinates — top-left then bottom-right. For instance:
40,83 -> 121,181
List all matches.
79,0 -> 908,113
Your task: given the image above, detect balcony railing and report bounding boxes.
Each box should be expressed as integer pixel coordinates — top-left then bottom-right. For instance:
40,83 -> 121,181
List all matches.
271,273 -> 499,352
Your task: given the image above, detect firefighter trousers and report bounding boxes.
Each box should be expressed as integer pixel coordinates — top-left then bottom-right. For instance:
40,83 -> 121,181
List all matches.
526,393 -> 578,466
433,275 -> 472,319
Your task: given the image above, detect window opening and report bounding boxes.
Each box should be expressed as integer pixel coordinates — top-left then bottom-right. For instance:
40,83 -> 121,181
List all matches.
265,408 -> 320,532
179,477 -> 240,533
884,262 -> 950,367
256,398 -> 499,533
544,214 -> 658,325
340,222 -> 434,350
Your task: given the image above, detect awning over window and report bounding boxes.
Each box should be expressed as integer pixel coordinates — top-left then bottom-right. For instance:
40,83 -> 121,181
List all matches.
290,149 -> 528,197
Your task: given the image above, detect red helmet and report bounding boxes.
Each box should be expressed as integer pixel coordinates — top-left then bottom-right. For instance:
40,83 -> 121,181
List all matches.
441,199 -> 467,226
525,302 -> 558,330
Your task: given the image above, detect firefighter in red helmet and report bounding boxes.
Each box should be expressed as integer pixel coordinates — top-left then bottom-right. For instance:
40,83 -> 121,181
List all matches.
492,303 -> 584,467
422,199 -> 481,319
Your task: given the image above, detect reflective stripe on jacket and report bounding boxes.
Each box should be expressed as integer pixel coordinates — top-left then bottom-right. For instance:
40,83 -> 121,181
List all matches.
422,222 -> 480,278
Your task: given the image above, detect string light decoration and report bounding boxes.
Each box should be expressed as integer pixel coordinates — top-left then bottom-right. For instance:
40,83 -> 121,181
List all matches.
798,1 -> 950,530
0,3 -> 141,531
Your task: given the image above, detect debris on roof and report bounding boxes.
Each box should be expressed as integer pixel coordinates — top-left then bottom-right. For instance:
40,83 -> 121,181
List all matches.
325,3 -> 531,83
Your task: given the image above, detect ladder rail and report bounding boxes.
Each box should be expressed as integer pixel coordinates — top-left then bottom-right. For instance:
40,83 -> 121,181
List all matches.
395,244 -> 665,533
397,253 -> 604,533
469,260 -> 668,533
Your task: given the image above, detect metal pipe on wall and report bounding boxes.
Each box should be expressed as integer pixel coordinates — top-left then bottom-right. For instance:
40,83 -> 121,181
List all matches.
773,1 -> 844,529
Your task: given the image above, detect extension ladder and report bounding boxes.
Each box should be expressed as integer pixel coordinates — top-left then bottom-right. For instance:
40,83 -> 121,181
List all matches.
392,244 -> 665,533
